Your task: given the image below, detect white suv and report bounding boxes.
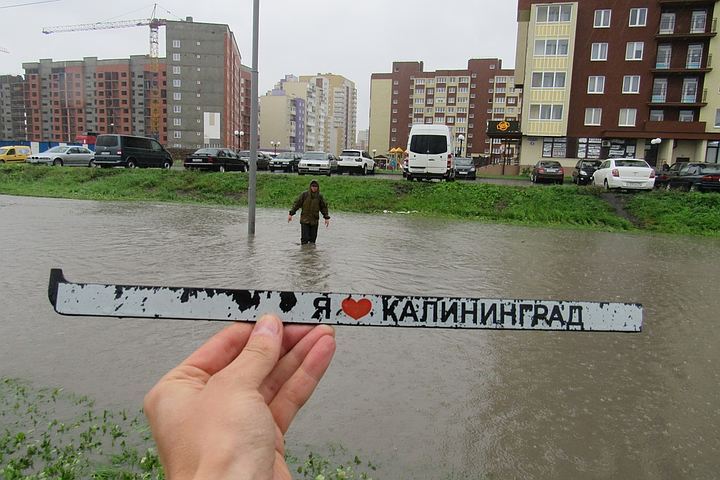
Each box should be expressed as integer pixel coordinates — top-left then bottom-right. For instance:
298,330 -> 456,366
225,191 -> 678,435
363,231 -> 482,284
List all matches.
338,149 -> 375,175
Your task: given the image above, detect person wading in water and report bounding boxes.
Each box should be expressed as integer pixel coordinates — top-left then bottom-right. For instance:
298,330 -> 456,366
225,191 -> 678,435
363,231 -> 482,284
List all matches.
288,179 -> 330,244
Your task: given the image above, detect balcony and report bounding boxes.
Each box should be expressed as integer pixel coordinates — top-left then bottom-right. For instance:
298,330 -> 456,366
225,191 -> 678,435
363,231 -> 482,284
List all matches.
658,0 -> 715,5
644,120 -> 706,134
650,67 -> 711,75
647,100 -> 706,108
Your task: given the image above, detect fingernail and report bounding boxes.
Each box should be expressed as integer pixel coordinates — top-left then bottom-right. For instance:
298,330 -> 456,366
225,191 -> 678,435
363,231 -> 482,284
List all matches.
252,315 -> 280,337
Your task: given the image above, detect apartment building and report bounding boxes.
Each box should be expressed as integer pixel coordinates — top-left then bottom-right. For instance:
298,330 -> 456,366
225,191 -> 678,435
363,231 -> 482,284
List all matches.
299,74 -> 357,156
0,75 -> 26,140
258,87 -> 306,153
515,0 -> 720,168
22,56 -> 166,144
13,18 -> 249,148
369,59 -> 520,160
164,18 -> 247,150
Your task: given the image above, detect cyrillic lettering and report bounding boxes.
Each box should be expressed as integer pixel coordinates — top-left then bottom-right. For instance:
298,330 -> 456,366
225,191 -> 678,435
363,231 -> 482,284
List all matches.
461,301 -> 477,324
532,304 -> 549,326
567,306 -> 584,330
480,303 -> 496,325
312,297 -> 331,320
547,305 -> 566,327
421,300 -> 438,323
399,300 -> 419,322
500,303 -> 516,325
382,297 -> 400,323
518,304 -> 534,327
441,301 -> 458,323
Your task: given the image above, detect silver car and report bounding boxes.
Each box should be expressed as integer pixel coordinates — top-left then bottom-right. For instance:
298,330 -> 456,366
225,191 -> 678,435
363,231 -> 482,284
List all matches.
27,146 -> 95,167
297,151 -> 338,176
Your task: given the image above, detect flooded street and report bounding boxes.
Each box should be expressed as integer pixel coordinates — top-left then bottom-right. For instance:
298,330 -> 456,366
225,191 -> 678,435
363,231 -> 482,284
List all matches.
1,194 -> 719,479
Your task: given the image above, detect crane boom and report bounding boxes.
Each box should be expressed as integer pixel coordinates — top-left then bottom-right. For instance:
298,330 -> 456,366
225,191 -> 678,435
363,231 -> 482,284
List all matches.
42,18 -> 165,34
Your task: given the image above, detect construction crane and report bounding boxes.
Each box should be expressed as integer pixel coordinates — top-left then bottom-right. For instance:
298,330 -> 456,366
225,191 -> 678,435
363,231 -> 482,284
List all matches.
42,5 -> 167,139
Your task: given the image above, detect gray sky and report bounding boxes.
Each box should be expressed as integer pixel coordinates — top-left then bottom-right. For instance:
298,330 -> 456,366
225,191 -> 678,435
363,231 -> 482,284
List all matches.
0,0 -> 518,131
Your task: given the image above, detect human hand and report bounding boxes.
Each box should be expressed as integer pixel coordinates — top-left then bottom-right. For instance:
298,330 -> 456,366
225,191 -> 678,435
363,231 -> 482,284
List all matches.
144,315 -> 336,480
288,214 -> 293,223
324,218 -> 330,228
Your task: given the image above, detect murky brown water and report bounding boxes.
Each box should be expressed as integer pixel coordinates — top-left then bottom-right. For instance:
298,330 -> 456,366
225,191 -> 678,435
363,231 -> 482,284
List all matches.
1,194 -> 719,479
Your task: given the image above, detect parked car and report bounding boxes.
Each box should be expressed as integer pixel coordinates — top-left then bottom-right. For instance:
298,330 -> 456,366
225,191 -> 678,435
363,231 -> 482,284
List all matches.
0,145 -> 32,164
297,151 -> 338,176
184,148 -> 246,172
654,161 -> 688,189
696,171 -> 720,193
665,162 -> 720,191
26,146 -> 96,167
453,157 -> 476,180
337,149 -> 375,175
93,134 -> 172,169
405,124 -> 455,181
530,160 -> 564,184
269,152 -> 301,172
571,159 -> 601,185
591,158 -> 655,191
237,150 -> 271,170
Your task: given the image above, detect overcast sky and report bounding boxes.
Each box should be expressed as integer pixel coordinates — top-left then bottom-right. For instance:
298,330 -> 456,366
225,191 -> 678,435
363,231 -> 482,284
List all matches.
0,0 -> 518,131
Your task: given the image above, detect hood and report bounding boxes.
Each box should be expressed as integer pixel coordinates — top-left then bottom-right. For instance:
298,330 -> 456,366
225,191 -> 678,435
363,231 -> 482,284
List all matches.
308,179 -> 320,193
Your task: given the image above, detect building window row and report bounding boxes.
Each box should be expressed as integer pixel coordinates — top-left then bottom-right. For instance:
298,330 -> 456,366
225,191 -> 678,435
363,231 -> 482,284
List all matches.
536,4 -> 572,23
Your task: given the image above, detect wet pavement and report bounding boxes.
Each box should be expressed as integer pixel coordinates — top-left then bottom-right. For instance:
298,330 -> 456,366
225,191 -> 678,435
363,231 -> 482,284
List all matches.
1,194 -> 719,479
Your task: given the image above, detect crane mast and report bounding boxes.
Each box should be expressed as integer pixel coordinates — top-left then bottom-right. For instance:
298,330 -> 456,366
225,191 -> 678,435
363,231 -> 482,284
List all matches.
42,14 -> 167,140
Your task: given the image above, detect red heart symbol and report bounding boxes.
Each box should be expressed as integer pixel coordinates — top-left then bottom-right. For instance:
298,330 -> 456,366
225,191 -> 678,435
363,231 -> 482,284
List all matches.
341,297 -> 372,320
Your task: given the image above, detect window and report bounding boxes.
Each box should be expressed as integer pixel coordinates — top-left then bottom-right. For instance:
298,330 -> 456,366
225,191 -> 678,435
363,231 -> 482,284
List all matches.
619,108 -> 637,126
622,76 -> 640,94
649,109 -> 664,121
591,43 -> 608,61
536,4 -> 572,23
682,78 -> 698,103
531,71 -> 566,88
173,105 -> 181,113
173,92 -> 181,100
172,66 -> 181,75
534,39 -> 569,56
173,118 -> 181,126
529,104 -> 563,120
659,13 -> 675,33
687,44 -> 703,69
172,53 -> 181,62
542,137 -> 567,158
691,10 -> 707,33
652,78 -> 668,103
629,8 -> 647,27
716,109 -> 720,128
594,9 -> 611,27
656,45 -> 672,69
587,76 -> 605,94
576,138 -> 602,159
173,131 -> 181,139
584,108 -> 602,125
172,40 -> 181,48
679,110 -> 694,122
625,42 -> 644,60
172,79 -> 181,87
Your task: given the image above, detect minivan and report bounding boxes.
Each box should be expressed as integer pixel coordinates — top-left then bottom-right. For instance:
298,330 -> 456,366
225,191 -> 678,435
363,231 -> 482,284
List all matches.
405,124 -> 455,181
0,145 -> 32,164
92,134 -> 173,169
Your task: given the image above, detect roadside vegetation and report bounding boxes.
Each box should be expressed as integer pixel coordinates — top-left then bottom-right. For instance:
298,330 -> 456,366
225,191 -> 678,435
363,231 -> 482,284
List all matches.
0,164 -> 718,236
0,377 -> 377,479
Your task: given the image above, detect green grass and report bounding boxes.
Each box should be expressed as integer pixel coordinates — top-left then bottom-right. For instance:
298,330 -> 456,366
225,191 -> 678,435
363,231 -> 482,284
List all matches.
0,377 -> 377,479
1,163 -> 718,236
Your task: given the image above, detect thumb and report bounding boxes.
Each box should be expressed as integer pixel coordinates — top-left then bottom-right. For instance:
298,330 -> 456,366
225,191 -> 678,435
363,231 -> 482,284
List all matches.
226,314 -> 283,389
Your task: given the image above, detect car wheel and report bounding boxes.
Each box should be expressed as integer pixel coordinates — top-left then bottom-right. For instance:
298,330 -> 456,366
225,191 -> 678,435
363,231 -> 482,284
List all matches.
127,159 -> 137,169
689,183 -> 698,192
530,174 -> 536,183
665,183 -> 672,191
604,179 -> 611,191
162,160 -> 171,169
88,160 -> 95,168
558,179 -> 563,185
219,165 -> 226,173
362,164 -> 368,175
53,158 -> 63,166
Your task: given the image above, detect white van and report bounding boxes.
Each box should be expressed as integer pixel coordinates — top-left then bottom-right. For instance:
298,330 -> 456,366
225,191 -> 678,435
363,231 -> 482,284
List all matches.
405,124 -> 455,181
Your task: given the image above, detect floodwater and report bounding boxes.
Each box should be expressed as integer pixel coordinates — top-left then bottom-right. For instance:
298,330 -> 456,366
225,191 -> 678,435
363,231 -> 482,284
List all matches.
1,194 -> 718,479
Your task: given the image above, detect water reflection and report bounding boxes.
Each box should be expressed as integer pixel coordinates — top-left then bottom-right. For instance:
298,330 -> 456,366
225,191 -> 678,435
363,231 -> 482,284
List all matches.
1,194 -> 719,479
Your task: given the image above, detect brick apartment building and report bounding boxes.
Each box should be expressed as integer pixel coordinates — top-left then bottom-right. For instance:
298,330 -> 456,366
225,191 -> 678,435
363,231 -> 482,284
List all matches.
515,0 -> 720,168
369,59 -> 521,161
11,18 -> 250,149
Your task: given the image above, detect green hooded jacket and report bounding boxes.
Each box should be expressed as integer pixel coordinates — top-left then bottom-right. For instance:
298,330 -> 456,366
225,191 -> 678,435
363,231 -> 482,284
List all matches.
289,180 -> 330,225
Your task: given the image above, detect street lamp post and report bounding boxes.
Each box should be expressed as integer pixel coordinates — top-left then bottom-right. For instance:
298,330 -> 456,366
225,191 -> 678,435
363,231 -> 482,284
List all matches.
110,122 -> 114,134
270,141 -> 280,154
456,134 -> 465,157
234,130 -> 244,150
